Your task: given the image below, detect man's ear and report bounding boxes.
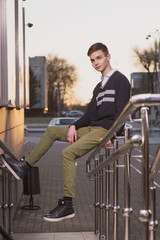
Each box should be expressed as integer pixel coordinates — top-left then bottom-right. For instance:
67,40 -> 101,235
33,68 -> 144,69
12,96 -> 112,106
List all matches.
107,54 -> 111,61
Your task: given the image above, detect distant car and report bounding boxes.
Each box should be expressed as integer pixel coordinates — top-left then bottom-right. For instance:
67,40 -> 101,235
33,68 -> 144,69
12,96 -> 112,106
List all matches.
48,117 -> 78,127
67,110 -> 84,117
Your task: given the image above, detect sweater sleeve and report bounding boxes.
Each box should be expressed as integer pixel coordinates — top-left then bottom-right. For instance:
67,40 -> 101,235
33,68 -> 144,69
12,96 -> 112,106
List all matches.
73,108 -> 90,129
114,76 -> 131,122
72,93 -> 97,129
111,75 -> 130,138
109,76 -> 130,141
72,102 -> 91,129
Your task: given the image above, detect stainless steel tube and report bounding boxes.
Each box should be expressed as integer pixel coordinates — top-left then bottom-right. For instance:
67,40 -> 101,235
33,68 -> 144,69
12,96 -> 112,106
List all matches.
149,186 -> 158,240
86,94 -> 160,166
124,127 -> 130,209
105,148 -> 111,239
112,140 -> 120,240
123,127 -> 132,240
99,154 -> 105,239
94,156 -> 100,234
139,107 -> 150,240
8,174 -> 13,234
149,145 -> 160,185
123,152 -> 132,240
85,94 -> 160,240
2,171 -> 8,233
87,135 -> 142,178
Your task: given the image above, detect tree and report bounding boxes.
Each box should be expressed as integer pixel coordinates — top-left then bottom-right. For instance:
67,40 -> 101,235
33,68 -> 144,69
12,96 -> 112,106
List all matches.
47,55 -> 78,114
29,66 -> 38,108
133,40 -> 159,93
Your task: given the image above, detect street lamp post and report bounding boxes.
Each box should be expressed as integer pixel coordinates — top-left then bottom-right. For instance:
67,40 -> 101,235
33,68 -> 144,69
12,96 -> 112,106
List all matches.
22,2 -> 33,108
54,82 -> 64,117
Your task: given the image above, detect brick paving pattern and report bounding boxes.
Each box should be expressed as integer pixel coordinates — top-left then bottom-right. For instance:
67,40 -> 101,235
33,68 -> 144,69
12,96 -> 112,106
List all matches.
12,132 -> 160,239
13,140 -> 95,233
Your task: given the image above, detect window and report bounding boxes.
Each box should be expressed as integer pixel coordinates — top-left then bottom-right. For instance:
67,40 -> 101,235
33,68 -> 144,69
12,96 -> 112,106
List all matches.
0,0 -> 29,108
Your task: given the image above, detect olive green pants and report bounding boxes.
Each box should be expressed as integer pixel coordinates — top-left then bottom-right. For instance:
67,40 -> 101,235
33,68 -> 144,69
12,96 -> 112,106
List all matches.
26,126 -> 108,198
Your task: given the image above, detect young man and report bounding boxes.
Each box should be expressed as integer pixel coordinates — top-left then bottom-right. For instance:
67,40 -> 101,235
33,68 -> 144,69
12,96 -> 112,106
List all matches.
2,42 -> 130,222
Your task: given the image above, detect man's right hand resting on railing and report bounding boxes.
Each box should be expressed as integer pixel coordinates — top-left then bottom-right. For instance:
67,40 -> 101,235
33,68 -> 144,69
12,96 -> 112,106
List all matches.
1,42 -> 130,223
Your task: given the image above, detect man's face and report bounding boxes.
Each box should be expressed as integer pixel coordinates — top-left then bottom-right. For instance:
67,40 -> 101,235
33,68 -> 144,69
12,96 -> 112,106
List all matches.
90,50 -> 110,75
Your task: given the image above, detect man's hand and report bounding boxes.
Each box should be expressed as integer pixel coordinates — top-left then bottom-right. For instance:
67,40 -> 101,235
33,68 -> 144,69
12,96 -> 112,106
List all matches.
105,140 -> 112,148
99,138 -> 112,148
67,125 -> 77,144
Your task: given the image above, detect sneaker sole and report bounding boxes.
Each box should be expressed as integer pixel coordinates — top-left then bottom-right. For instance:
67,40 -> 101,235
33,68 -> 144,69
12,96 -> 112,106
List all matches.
43,213 -> 75,222
1,158 -> 21,180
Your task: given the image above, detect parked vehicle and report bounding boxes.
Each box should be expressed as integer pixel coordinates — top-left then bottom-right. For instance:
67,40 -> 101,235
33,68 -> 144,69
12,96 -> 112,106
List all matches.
48,117 -> 78,127
67,110 -> 84,117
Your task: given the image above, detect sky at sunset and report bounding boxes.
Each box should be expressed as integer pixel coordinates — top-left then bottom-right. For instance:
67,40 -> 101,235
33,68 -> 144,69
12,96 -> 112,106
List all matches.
25,0 -> 160,104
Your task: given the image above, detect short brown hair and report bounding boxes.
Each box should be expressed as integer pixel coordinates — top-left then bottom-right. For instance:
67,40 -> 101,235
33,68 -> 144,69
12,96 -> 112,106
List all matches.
87,42 -> 109,56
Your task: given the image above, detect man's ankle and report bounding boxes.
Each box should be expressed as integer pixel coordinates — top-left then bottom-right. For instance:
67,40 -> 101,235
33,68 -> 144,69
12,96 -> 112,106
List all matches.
26,161 -> 32,168
63,196 -> 72,201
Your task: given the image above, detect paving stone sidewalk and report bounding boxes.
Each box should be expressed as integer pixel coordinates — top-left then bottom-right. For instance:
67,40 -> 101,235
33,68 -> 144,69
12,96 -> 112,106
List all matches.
13,139 -> 95,233
12,133 -> 160,239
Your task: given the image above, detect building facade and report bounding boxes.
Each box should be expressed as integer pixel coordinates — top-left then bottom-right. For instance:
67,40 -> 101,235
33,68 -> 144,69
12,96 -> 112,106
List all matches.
131,72 -> 158,95
0,0 -> 29,236
131,72 -> 160,122
29,56 -> 48,113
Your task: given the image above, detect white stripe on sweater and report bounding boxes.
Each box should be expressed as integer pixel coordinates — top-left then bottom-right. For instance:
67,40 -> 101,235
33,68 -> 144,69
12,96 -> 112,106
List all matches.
97,97 -> 115,106
96,89 -> 115,101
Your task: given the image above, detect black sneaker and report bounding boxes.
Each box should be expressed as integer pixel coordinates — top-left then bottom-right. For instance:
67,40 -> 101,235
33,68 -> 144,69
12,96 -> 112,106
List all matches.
1,154 -> 31,180
43,199 -> 75,222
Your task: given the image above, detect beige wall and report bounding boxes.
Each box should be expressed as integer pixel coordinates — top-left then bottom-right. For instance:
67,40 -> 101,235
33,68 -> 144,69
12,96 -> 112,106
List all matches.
0,108 -> 24,156
0,108 -> 25,233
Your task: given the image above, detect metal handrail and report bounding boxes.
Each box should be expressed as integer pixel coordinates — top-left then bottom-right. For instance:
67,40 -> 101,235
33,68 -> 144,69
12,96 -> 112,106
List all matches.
0,140 -> 16,239
149,145 -> 160,185
0,140 -> 18,161
87,135 -> 142,178
0,226 -> 14,240
86,93 -> 160,168
86,93 -> 160,240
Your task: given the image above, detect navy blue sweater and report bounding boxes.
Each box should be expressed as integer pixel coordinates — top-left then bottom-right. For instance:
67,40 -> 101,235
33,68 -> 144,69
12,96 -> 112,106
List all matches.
74,71 -> 131,130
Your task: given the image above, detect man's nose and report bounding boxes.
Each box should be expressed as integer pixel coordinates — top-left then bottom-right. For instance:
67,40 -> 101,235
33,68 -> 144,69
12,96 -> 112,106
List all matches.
95,60 -> 98,65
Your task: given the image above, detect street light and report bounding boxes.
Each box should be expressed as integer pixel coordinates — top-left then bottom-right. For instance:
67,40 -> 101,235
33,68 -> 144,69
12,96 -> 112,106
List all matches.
54,82 -> 64,117
22,4 -> 33,108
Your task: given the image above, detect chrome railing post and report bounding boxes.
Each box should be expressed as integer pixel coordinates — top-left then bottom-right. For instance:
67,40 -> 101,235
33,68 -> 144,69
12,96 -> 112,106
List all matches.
149,146 -> 160,239
99,154 -> 105,239
122,127 -> 132,240
149,185 -> 158,240
94,156 -> 100,235
112,139 -> 120,240
86,94 -> 160,240
2,170 -> 8,235
105,148 -> 111,239
8,174 -> 13,234
139,107 -> 151,240
0,160 -> 14,238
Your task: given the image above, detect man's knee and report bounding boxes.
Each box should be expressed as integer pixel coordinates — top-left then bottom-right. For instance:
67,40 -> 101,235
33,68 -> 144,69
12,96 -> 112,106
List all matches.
62,148 -> 76,162
62,148 -> 69,159
44,126 -> 54,138
46,126 -> 60,139
46,126 -> 53,133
